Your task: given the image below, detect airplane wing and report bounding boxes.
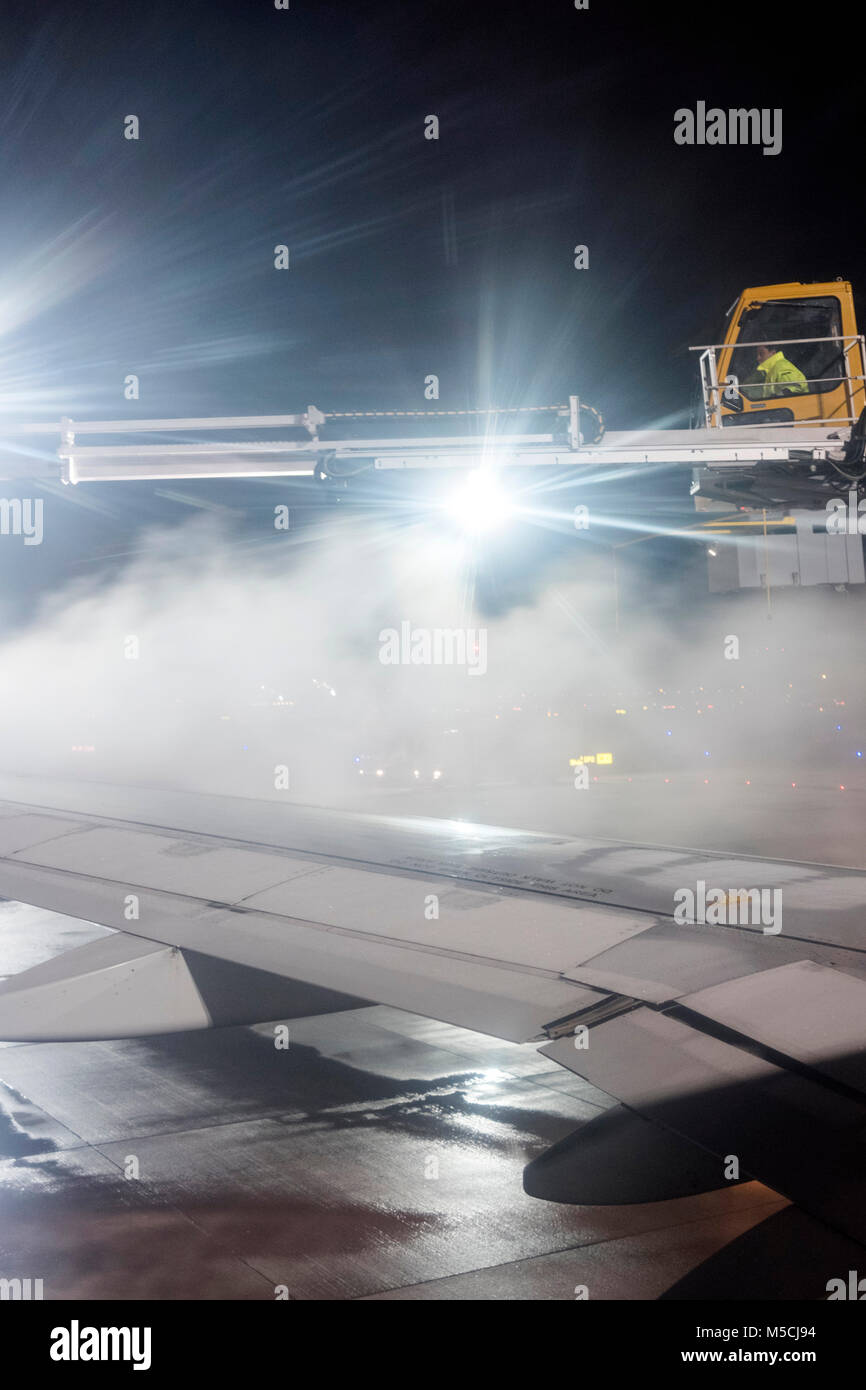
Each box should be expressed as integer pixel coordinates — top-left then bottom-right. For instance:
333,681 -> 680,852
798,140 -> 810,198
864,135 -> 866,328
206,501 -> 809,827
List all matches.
1,771 -> 866,1241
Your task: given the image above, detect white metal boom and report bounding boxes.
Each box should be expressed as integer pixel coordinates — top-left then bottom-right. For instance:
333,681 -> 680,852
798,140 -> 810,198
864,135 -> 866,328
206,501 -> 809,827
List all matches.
0,394 -> 854,484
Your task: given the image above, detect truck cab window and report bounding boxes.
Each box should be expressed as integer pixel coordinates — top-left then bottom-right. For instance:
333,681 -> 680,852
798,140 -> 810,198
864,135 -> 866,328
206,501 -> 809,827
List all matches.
730,296 -> 843,400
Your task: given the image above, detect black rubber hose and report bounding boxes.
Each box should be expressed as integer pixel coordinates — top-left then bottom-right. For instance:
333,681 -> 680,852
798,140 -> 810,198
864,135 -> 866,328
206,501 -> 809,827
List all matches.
830,407 -> 866,484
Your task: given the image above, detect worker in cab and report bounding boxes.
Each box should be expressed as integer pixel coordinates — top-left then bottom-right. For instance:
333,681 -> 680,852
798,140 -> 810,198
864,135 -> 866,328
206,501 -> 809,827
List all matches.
748,343 -> 808,398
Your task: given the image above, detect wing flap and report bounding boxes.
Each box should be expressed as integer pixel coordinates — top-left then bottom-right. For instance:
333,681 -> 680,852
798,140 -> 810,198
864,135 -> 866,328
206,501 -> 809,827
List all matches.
681,959 -> 866,1094
541,1006 -> 866,1245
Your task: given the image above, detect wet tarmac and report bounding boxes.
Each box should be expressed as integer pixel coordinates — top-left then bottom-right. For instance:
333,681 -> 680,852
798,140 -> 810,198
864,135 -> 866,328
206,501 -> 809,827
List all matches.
0,897 -> 861,1300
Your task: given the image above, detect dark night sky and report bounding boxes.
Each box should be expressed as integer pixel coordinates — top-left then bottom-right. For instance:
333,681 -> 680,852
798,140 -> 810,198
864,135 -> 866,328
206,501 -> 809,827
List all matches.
0,0 -> 861,612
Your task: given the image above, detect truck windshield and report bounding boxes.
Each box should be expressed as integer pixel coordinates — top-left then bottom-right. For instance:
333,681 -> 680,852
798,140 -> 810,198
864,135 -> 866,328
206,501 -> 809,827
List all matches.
730,296 -> 844,399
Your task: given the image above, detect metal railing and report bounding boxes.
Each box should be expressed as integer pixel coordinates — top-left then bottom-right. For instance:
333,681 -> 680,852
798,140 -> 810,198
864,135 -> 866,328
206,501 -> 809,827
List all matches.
0,399 -> 584,483
690,335 -> 866,429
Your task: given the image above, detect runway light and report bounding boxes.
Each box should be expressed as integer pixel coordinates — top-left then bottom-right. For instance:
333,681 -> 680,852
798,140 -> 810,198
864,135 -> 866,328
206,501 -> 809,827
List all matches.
445,470 -> 513,534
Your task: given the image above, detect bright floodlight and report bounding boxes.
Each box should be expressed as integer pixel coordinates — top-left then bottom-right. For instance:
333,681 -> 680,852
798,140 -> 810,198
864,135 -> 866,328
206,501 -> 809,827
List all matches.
445,470 -> 513,534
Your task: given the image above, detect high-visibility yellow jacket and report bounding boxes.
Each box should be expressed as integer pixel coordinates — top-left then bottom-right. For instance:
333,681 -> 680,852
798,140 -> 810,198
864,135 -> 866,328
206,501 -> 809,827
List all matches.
755,350 -> 808,396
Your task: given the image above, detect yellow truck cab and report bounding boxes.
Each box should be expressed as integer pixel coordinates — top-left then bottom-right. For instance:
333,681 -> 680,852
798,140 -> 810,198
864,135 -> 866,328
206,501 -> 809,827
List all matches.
700,280 -> 865,430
